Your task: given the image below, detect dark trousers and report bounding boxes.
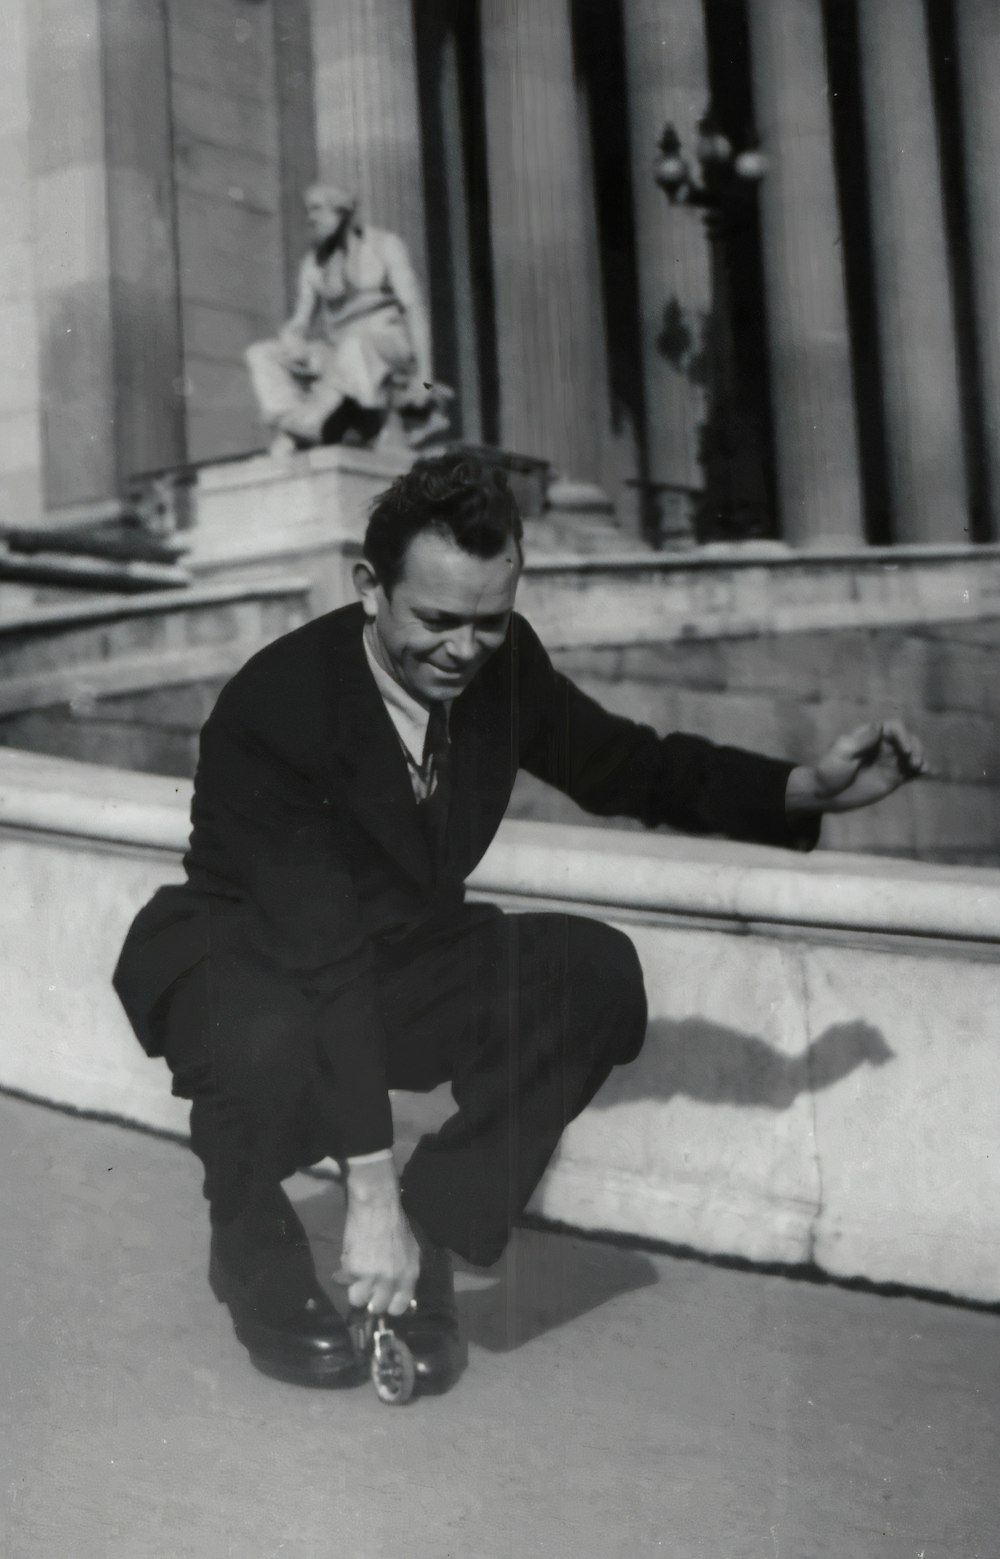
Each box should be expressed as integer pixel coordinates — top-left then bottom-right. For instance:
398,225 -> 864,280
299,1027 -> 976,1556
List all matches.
162,905 -> 648,1268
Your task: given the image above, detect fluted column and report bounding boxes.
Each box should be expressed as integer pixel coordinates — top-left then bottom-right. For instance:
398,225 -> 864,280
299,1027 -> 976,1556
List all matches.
622,0 -> 710,528
955,0 -> 1000,541
478,0 -> 604,481
309,0 -> 430,288
857,0 -> 970,545
274,0 -> 319,309
27,0 -> 185,511
0,0 -> 45,523
746,0 -> 866,548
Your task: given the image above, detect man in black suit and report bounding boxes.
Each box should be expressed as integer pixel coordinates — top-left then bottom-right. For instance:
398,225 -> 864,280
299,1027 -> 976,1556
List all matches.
114,453 -> 925,1395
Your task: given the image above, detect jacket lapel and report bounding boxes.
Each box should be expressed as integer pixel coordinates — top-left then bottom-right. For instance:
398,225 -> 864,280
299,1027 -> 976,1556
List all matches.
445,654 -> 518,879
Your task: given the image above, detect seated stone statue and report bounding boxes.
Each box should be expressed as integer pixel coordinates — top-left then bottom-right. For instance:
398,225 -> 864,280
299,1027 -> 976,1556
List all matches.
246,184 -> 451,457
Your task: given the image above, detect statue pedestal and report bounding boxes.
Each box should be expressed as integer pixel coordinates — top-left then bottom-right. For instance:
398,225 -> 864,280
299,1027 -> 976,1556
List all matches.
175,445 -> 414,611
185,445 -> 415,568
173,441 -> 631,610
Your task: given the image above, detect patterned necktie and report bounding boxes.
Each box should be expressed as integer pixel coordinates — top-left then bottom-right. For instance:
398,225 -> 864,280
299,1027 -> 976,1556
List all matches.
418,701 -> 452,860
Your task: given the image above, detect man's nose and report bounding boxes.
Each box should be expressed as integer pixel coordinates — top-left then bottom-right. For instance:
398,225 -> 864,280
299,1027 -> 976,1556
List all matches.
446,626 -> 478,662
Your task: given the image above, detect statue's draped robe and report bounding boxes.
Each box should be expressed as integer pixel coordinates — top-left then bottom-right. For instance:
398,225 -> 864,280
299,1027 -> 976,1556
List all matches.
246,225 -> 419,440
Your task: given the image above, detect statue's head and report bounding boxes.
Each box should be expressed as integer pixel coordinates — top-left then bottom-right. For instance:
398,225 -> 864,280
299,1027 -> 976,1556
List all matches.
304,184 -> 357,244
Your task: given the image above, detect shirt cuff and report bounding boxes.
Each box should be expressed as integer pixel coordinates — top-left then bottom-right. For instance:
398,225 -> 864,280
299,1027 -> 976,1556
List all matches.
345,1148 -> 395,1168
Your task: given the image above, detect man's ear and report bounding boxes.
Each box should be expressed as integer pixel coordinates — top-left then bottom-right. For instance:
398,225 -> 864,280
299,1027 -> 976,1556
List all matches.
352,559 -> 382,620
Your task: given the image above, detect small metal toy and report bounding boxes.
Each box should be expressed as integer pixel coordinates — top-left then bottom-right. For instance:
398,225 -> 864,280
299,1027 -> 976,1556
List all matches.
350,1310 -> 417,1405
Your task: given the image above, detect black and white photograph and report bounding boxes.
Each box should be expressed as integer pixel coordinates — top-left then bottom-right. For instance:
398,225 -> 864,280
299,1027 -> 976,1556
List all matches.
1,1 -> 998,1554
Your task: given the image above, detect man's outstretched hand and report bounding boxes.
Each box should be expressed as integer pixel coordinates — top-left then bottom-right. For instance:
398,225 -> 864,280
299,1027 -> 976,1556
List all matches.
786,719 -> 929,815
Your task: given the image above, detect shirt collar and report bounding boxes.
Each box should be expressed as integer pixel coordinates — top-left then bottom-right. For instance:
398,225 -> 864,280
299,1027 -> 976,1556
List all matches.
362,625 -> 449,767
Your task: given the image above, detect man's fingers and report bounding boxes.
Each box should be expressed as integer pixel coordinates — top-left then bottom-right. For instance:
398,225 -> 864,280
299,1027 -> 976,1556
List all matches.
347,1276 -> 375,1310
882,719 -> 928,776
838,720 -> 883,759
346,1267 -> 418,1315
368,1279 -> 395,1316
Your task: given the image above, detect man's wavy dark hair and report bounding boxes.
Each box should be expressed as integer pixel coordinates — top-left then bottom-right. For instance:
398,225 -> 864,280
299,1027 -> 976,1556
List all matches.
363,452 -> 523,593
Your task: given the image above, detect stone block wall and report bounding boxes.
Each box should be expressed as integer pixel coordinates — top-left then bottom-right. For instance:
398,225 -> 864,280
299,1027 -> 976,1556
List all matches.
0,585 -> 307,780
508,619 -> 1000,866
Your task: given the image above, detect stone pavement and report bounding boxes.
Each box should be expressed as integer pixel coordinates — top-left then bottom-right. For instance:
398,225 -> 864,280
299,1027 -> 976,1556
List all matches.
1,1091 -> 997,1559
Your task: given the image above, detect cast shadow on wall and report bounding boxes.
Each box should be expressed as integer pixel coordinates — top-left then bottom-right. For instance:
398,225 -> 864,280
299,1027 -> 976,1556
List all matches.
593,1018 -> 894,1112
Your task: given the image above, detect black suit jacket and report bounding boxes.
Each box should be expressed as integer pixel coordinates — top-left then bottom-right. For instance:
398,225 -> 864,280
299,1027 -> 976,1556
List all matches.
113,602 -> 815,1154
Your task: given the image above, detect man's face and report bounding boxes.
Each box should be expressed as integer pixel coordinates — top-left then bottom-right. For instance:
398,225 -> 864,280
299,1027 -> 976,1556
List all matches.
357,529 -> 522,705
305,190 -> 353,245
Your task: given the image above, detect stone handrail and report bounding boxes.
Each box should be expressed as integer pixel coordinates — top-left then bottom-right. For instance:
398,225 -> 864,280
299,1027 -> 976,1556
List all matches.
1,746 -> 998,943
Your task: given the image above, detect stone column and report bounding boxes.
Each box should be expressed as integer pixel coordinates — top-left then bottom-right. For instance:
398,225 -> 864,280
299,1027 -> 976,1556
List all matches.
309,0 -> 430,288
955,0 -> 1000,541
27,0 -> 185,513
437,23 -> 483,444
478,0 -> 605,482
273,0 -> 319,310
622,0 -> 711,534
412,0 -> 485,444
856,0 -> 970,545
0,0 -> 45,523
746,0 -> 866,548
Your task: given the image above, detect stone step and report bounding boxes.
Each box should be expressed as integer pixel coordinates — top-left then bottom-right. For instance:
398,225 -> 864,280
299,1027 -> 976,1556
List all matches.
522,512 -> 646,556
0,577 -> 311,778
0,577 -> 310,681
0,546 -> 190,608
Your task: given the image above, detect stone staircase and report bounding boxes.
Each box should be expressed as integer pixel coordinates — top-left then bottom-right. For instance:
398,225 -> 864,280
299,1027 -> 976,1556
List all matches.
0,513 -> 191,614
0,577 -> 311,778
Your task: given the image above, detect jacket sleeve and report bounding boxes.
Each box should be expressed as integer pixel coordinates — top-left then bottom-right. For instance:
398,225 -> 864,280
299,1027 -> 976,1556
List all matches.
514,617 -> 819,850
194,701 -> 394,1157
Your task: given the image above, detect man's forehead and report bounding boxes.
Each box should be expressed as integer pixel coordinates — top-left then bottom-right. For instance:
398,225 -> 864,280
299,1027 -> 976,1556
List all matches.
397,532 -> 520,613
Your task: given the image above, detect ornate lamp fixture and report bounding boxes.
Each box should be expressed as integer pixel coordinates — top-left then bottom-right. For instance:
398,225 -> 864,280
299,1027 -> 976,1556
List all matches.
655,113 -> 766,210
653,109 -> 771,544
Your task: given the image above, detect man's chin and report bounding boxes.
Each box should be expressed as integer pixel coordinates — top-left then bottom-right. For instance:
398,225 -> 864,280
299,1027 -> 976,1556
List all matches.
418,668 -> 475,700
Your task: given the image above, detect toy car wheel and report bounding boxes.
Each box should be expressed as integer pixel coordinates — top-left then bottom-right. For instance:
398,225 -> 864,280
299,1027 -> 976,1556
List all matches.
371,1332 -> 416,1405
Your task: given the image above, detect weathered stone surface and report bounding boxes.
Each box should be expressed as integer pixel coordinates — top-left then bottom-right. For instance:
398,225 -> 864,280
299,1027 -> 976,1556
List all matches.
910,780 -> 998,853
808,941 -> 1000,1293
0,710 -> 197,778
98,681 -> 222,732
615,641 -> 727,690
550,647 -> 623,684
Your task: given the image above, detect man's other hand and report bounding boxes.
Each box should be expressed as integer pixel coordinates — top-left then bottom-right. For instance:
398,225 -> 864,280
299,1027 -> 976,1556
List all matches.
341,1158 -> 421,1316
786,719 -> 928,815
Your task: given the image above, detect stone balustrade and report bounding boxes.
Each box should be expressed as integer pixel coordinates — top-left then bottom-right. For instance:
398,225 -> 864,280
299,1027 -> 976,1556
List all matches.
1,745 -> 998,1303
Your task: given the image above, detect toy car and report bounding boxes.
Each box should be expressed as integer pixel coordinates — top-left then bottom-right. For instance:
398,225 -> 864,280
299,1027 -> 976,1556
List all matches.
349,1310 -> 417,1405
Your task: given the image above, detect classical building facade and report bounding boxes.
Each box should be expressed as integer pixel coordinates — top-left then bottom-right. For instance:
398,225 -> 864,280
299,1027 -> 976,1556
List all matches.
3,0 -> 999,549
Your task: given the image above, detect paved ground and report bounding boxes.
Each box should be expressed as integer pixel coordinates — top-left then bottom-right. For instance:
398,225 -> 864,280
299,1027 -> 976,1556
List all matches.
2,1092 -> 997,1559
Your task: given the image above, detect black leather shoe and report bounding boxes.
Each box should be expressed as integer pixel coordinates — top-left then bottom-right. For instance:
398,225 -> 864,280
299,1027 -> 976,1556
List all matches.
391,1244 -> 465,1394
209,1237 -> 362,1388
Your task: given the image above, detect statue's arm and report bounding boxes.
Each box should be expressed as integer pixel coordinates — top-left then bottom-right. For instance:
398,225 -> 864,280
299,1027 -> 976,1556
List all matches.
384,234 -> 433,389
279,256 -> 319,351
